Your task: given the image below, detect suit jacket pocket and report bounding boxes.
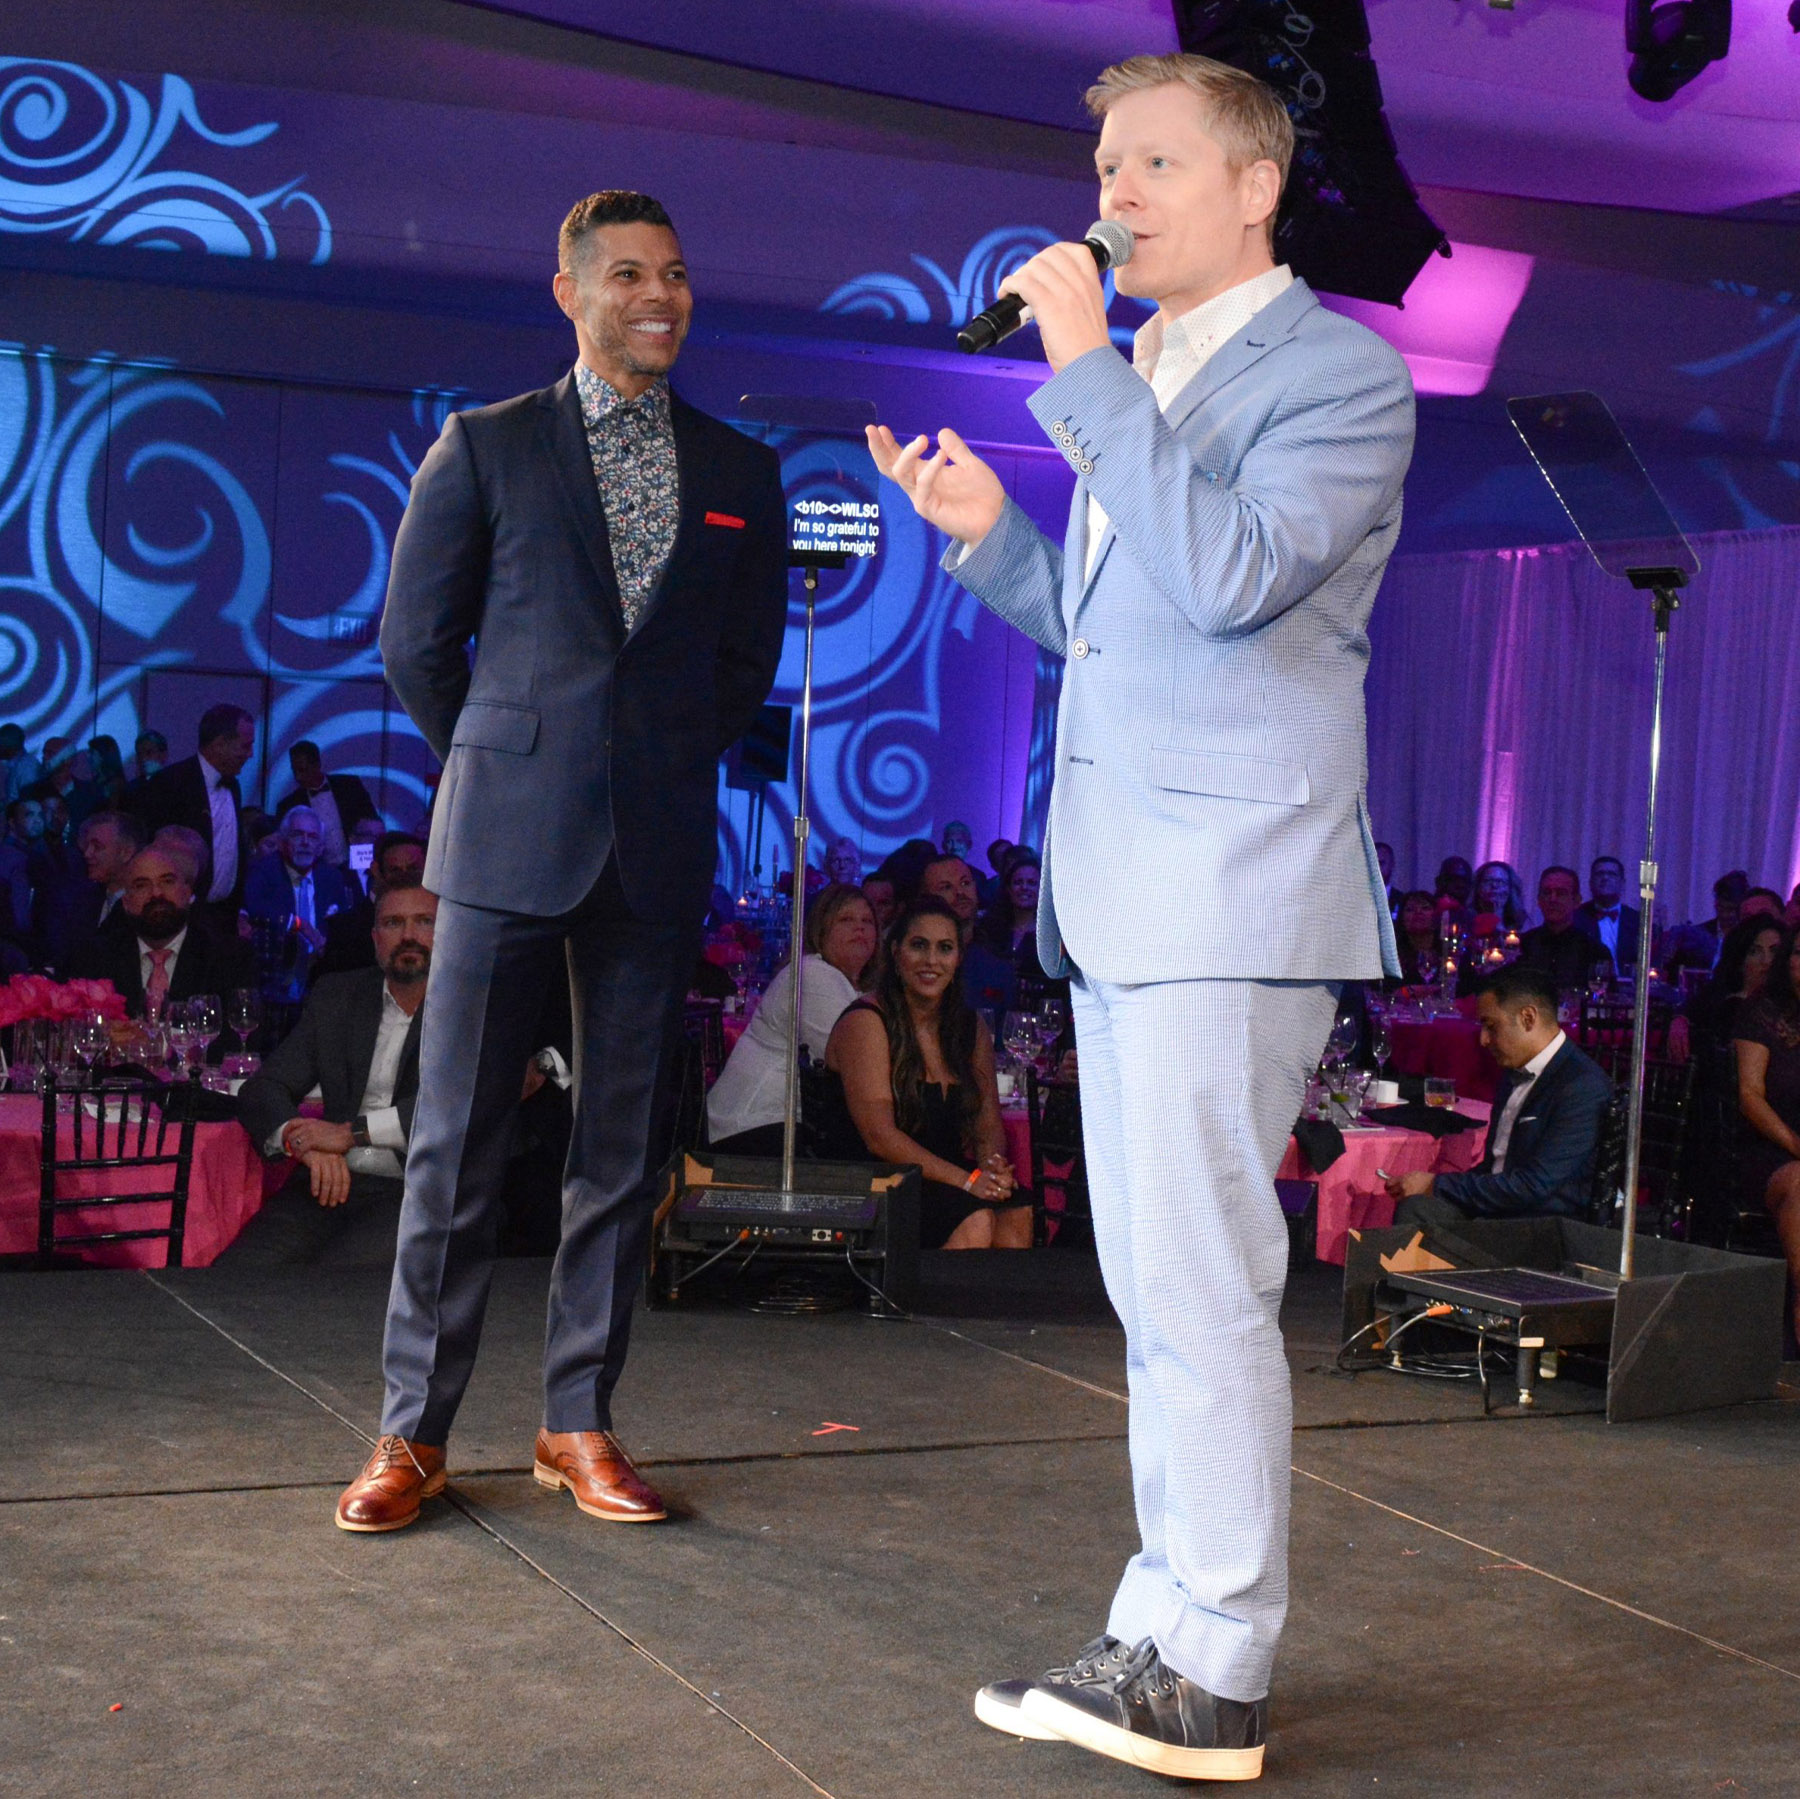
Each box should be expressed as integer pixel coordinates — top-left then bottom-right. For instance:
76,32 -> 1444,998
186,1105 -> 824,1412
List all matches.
451,701 -> 540,755
1149,746 -> 1309,806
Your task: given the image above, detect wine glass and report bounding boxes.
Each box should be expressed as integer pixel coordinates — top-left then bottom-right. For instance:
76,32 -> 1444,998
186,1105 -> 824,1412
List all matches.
72,1011 -> 110,1089
190,994 -> 223,1086
228,986 -> 263,1053
1002,1009 -> 1040,1075
165,999 -> 200,1079
1326,1011 -> 1359,1064
1368,1017 -> 1392,1076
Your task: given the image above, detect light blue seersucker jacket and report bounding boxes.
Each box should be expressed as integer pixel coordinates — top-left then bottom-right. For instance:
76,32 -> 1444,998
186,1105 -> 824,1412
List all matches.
946,276 -> 1412,986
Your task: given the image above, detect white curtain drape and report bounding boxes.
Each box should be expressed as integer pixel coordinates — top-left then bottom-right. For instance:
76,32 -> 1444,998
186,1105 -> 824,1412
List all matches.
1366,523 -> 1800,927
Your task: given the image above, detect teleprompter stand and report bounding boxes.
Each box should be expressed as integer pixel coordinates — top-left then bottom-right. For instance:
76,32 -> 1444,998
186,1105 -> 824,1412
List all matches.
1337,395 -> 1786,1417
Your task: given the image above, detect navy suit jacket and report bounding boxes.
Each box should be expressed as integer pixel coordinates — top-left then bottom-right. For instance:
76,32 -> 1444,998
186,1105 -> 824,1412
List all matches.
380,373 -> 788,920
242,855 -> 358,926
1435,1037 -> 1615,1219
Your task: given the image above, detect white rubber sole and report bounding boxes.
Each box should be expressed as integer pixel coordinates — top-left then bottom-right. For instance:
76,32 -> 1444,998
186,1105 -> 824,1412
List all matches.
973,1685 -> 1062,1741
532,1461 -> 667,1522
1020,1689 -> 1264,1781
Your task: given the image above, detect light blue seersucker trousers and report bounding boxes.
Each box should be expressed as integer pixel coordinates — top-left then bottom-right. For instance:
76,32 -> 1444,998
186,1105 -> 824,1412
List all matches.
942,277 -> 1416,1700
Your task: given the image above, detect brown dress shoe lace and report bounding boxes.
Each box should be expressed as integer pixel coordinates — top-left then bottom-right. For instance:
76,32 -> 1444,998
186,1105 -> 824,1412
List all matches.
335,1434 -> 448,1534
533,1428 -> 667,1522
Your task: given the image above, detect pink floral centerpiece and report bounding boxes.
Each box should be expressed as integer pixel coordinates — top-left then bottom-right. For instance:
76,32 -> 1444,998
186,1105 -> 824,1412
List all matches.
0,975 -> 128,1027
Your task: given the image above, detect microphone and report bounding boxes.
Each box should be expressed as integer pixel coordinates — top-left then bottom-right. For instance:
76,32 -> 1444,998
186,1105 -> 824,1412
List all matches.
956,220 -> 1135,354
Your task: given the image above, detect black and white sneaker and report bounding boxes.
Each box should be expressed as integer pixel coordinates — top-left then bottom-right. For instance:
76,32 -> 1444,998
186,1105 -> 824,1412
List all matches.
973,1633 -> 1133,1740
1020,1638 -> 1266,1781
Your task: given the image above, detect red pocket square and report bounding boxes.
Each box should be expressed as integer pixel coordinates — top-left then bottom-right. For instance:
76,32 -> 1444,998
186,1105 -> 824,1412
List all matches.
704,510 -> 746,529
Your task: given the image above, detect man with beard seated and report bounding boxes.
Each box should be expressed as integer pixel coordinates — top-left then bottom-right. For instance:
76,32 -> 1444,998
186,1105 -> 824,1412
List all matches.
69,846 -> 255,1022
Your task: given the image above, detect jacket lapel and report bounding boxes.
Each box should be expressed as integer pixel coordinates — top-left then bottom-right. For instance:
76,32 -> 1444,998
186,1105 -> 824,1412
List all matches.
539,375 -> 625,638
346,971 -> 384,1111
633,396 -> 707,638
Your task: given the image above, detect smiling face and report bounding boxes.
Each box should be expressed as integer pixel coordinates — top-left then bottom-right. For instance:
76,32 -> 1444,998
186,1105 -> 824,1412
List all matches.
1007,862 -> 1040,913
893,911 -> 962,1009
553,221 -> 692,398
1095,82 -> 1281,319
920,857 -> 979,925
1742,928 -> 1783,997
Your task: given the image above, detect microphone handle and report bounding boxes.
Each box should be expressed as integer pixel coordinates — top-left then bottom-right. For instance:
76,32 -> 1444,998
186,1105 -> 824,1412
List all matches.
956,292 -> 1029,355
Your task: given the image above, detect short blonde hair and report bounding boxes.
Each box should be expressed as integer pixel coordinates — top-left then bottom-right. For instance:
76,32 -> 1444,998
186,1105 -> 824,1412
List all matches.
1085,54 -> 1294,245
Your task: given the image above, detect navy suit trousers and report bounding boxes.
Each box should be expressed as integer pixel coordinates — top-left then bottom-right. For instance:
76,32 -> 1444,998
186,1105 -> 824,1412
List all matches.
380,857 -> 693,1442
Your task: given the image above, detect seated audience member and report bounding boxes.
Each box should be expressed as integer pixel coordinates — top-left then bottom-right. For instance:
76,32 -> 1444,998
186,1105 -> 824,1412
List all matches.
971,849 -> 1047,1006
235,883 -> 433,1257
150,825 -> 206,891
1731,929 -> 1800,1343
1394,889 -> 1439,984
0,723 -> 40,804
861,873 -> 898,937
1386,965 -> 1613,1227
244,809 -> 283,859
38,810 -> 145,975
823,835 -> 862,887
707,883 -> 877,1155
1575,855 -> 1641,973
1518,865 -> 1610,993
1667,916 -> 1784,1067
37,737 -> 102,831
1433,855 -> 1474,911
1786,885 -> 1800,934
347,816 -> 386,893
1742,887 -> 1786,923
69,846 -> 254,1018
0,795 -> 45,942
1664,870 -> 1749,978
981,837 -> 1015,907
919,854 -> 980,942
825,898 -> 1028,1250
874,837 -> 941,907
87,735 -> 128,812
244,806 -> 358,997
275,739 -> 379,867
129,728 -> 168,788
1471,860 -> 1527,933
314,831 -> 427,981
940,819 -> 974,863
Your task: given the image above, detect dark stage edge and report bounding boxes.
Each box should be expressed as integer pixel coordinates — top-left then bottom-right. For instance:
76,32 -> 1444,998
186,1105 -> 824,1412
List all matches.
4,1254 -> 1797,1798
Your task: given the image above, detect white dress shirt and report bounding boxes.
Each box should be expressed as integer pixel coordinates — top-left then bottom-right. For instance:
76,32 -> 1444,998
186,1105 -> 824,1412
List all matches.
201,756 -> 239,902
1085,263 -> 1294,578
264,983 -> 414,1177
705,956 -> 858,1143
1489,1030 -> 1566,1174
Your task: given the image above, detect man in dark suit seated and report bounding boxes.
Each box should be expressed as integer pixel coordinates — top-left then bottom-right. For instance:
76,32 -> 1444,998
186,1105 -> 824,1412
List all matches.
1575,854 -> 1642,975
243,806 -> 359,998
1517,864 -> 1610,994
1385,964 -> 1615,1227
69,846 -> 255,1018
140,704 -> 256,917
37,810 -> 144,976
274,739 -> 381,868
312,831 -> 427,983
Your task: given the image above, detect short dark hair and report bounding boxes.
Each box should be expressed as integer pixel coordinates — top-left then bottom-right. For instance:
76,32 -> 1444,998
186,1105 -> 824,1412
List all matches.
197,703 -> 253,749
558,191 -> 675,271
1714,869 -> 1750,901
78,810 -> 146,854
0,723 -> 22,755
1539,865 -> 1580,891
373,873 -> 428,919
374,830 -> 426,873
6,794 -> 40,824
1759,929 -> 1800,1025
1481,964 -> 1560,1017
1744,886 -> 1784,909
1591,855 -> 1624,875
135,729 -> 167,754
290,739 -> 321,760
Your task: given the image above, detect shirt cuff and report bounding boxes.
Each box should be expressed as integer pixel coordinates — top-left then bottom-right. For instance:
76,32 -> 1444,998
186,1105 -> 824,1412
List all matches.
264,1121 -> 296,1159
363,1106 -> 407,1150
536,1048 -> 573,1091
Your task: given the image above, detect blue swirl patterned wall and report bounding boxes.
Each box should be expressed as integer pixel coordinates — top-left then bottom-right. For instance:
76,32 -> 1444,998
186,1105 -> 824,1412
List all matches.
0,58 -> 330,261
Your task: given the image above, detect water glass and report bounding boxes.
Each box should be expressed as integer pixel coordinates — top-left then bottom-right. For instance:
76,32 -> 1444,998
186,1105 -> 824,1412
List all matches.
7,1019 -> 46,1091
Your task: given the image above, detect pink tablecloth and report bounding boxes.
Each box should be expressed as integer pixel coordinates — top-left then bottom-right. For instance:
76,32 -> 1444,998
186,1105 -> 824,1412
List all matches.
1278,1099 -> 1492,1266
0,1093 -> 270,1268
1388,1008 -> 1500,1102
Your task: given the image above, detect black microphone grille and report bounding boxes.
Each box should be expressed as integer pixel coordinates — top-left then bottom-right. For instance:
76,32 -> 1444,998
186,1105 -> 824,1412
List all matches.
1084,219 -> 1135,270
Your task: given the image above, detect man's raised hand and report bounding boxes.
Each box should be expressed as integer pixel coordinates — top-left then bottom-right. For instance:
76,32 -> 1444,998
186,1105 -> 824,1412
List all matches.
865,425 -> 1005,551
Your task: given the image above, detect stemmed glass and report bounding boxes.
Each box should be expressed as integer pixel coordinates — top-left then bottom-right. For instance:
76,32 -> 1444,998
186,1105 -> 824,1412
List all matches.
191,994 -> 223,1087
1368,1015 -> 1392,1078
72,1011 -> 110,1090
228,986 -> 263,1052
1002,1009 -> 1041,1077
1033,1003 -> 1066,1070
165,999 -> 201,1080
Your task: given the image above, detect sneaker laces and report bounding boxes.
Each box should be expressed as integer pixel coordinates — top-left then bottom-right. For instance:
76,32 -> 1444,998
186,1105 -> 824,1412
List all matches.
1045,1634 -> 1130,1685
1105,1638 -> 1179,1700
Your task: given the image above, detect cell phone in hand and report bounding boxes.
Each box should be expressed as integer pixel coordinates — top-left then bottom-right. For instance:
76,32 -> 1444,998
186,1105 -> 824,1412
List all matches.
348,841 -> 375,873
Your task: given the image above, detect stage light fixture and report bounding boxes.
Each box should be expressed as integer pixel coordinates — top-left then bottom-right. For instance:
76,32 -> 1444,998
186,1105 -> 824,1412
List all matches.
1624,0 -> 1731,102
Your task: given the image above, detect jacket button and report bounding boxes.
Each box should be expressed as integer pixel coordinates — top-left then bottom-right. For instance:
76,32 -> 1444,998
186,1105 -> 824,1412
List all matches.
1077,458 -> 1094,475
1071,638 -> 1089,659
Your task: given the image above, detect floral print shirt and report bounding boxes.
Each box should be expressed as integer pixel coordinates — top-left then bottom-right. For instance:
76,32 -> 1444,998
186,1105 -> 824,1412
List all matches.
573,363 -> 679,632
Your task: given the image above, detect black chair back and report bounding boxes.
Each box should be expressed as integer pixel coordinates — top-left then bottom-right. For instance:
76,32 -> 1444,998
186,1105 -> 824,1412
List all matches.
1024,1067 -> 1091,1250
38,1078 -> 198,1268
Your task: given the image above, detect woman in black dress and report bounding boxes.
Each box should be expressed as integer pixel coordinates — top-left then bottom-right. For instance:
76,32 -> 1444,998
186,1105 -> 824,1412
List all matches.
1733,928 -> 1800,1338
826,898 -> 1029,1250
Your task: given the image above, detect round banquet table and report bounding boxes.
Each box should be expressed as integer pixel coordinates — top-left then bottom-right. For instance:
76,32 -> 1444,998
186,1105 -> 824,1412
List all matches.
1386,1004 -> 1500,1103
0,1092 -> 273,1268
1279,1099 -> 1492,1265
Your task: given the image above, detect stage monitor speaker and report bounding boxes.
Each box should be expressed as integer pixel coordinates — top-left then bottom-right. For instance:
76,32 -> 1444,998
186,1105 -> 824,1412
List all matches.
648,1151 -> 921,1316
723,704 -> 792,791
1341,1217 -> 1786,1421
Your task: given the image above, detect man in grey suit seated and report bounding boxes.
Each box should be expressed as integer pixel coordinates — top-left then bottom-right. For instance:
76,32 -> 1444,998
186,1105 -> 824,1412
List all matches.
1385,964 -> 1615,1229
871,53 -> 1413,1782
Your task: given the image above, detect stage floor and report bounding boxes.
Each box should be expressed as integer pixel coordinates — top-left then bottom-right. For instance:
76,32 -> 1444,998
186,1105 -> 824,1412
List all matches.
4,1248 -> 1798,1797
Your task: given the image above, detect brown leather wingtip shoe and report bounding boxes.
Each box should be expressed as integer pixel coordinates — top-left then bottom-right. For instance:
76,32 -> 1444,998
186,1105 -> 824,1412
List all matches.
334,1435 -> 448,1533
533,1428 -> 667,1523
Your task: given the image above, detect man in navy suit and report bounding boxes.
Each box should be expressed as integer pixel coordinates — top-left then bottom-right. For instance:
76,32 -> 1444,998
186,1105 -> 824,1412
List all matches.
335,190 -> 788,1535
1387,963 -> 1615,1225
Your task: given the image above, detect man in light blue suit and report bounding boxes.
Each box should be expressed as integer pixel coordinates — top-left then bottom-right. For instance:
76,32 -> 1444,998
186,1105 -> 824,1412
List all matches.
872,55 -> 1412,1782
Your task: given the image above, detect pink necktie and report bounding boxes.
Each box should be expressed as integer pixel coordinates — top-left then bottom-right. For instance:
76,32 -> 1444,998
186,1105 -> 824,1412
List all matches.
146,948 -> 173,1018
